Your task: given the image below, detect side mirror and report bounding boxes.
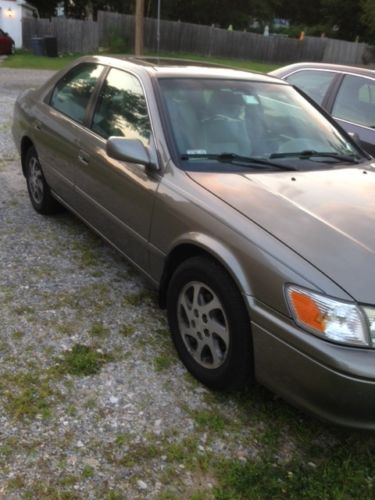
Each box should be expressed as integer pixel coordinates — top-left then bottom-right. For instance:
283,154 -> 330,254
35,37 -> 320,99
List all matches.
106,137 -> 159,171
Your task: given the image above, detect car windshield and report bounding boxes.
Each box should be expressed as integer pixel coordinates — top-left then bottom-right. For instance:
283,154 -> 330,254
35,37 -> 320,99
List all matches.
158,78 -> 363,170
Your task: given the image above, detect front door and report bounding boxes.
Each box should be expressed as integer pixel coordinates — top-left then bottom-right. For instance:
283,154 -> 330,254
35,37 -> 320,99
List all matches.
71,67 -> 160,273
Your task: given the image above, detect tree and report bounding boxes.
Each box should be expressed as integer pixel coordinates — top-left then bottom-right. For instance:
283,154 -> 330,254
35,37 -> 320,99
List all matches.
361,0 -> 375,43
320,0 -> 362,40
30,0 -> 59,17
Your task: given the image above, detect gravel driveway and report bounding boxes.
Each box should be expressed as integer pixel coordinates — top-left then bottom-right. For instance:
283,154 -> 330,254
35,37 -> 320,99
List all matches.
0,68 -> 348,499
0,68 -> 253,499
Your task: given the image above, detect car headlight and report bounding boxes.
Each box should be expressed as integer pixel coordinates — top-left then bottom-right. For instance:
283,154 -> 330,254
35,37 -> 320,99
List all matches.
286,285 -> 371,347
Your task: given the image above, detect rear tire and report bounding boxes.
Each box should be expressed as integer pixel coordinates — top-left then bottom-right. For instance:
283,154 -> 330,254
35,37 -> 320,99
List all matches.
167,256 -> 253,390
25,146 -> 60,215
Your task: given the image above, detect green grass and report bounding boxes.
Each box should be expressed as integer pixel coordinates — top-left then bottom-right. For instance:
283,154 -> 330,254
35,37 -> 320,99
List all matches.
2,50 -> 279,73
2,51 -> 79,70
0,371 -> 55,420
55,344 -> 113,376
214,447 -> 375,499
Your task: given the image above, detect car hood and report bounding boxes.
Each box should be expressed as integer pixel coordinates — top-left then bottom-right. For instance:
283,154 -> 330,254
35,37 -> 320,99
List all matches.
188,166 -> 375,304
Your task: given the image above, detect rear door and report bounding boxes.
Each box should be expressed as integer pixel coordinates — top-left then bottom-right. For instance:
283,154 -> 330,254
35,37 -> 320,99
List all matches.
32,63 -> 105,206
70,67 -> 160,272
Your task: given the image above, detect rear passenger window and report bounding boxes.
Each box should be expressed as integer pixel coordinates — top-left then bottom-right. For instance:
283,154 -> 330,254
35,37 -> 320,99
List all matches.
286,70 -> 336,106
50,64 -> 103,124
91,68 -> 151,144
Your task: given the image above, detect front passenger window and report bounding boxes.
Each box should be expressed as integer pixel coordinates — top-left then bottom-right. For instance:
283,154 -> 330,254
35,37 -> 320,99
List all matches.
286,70 -> 336,106
91,68 -> 151,145
50,63 -> 104,124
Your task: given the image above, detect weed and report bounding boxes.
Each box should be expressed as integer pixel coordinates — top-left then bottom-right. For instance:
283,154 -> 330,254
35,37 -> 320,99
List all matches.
55,344 -> 113,376
13,305 -> 35,315
119,324 -> 135,337
82,465 -> 95,478
118,442 -> 160,468
12,330 -> 25,341
123,290 -> 155,306
1,371 -> 55,420
89,322 -> 109,337
115,434 -> 129,446
154,353 -> 175,372
192,410 -> 227,433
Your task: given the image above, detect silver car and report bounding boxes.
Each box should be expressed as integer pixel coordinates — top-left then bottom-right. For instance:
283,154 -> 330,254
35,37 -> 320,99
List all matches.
12,56 -> 375,429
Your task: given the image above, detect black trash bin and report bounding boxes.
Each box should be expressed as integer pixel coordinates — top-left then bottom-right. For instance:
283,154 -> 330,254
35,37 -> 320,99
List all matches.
31,37 -> 46,56
44,36 -> 58,57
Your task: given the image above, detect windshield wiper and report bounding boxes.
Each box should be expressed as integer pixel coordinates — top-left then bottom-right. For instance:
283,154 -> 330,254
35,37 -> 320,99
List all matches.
270,150 -> 361,163
181,153 -> 298,171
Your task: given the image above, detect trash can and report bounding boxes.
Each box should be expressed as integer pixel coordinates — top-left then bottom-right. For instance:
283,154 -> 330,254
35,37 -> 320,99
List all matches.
44,36 -> 58,57
31,37 -> 46,56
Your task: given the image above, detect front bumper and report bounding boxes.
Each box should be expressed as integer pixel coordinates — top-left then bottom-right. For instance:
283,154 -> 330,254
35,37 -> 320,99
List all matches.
250,298 -> 375,430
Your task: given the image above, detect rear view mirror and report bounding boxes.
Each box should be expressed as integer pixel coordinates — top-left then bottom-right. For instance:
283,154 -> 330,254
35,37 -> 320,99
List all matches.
106,137 -> 158,171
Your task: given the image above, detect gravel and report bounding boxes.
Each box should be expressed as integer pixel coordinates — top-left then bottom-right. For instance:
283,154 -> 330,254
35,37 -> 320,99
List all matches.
0,68 -> 294,499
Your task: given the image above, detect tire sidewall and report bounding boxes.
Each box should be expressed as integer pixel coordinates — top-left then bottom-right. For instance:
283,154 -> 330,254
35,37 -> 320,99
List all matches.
25,147 -> 45,212
167,257 -> 252,390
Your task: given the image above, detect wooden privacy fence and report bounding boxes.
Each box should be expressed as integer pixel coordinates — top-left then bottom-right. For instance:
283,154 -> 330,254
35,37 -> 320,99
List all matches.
22,12 -> 373,66
22,17 -> 99,54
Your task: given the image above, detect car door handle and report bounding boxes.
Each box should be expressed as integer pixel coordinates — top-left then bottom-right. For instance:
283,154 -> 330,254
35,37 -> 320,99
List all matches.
34,120 -> 43,131
78,150 -> 90,165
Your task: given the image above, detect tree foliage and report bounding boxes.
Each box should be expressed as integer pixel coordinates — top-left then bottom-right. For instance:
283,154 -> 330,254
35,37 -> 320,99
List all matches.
30,0 -> 375,43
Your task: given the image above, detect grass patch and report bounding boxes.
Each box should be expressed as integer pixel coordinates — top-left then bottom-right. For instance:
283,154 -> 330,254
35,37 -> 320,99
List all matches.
192,410 -> 227,434
89,322 -> 109,337
55,344 -> 113,376
2,50 -> 279,74
12,330 -> 25,341
214,446 -> 375,499
154,353 -> 175,372
0,371 -> 55,420
82,465 -> 95,479
123,290 -> 156,306
13,305 -> 35,315
118,442 -> 160,468
119,324 -> 135,337
3,52 -> 79,70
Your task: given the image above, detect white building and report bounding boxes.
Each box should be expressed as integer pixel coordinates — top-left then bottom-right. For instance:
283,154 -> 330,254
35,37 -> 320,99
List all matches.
0,0 -> 38,48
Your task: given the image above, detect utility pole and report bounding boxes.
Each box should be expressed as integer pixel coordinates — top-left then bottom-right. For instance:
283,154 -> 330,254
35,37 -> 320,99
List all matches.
135,0 -> 145,56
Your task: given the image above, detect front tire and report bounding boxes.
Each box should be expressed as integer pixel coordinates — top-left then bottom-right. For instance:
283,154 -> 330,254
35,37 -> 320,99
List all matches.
25,146 -> 60,214
167,256 -> 253,390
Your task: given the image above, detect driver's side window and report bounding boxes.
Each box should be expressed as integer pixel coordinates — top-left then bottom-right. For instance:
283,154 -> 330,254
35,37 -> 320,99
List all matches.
91,68 -> 151,145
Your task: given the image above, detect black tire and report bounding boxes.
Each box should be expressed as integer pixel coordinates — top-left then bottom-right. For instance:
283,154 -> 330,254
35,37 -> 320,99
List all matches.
167,256 -> 253,390
25,146 -> 60,215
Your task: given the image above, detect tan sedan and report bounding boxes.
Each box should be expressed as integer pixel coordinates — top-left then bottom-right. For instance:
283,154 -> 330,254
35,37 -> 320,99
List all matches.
12,56 -> 375,429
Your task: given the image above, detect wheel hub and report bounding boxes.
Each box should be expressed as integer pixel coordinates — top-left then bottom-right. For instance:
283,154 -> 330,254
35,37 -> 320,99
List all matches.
177,281 -> 229,369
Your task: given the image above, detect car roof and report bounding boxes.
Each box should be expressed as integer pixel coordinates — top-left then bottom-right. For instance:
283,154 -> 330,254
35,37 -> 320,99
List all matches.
270,62 -> 375,79
77,55 -> 287,84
